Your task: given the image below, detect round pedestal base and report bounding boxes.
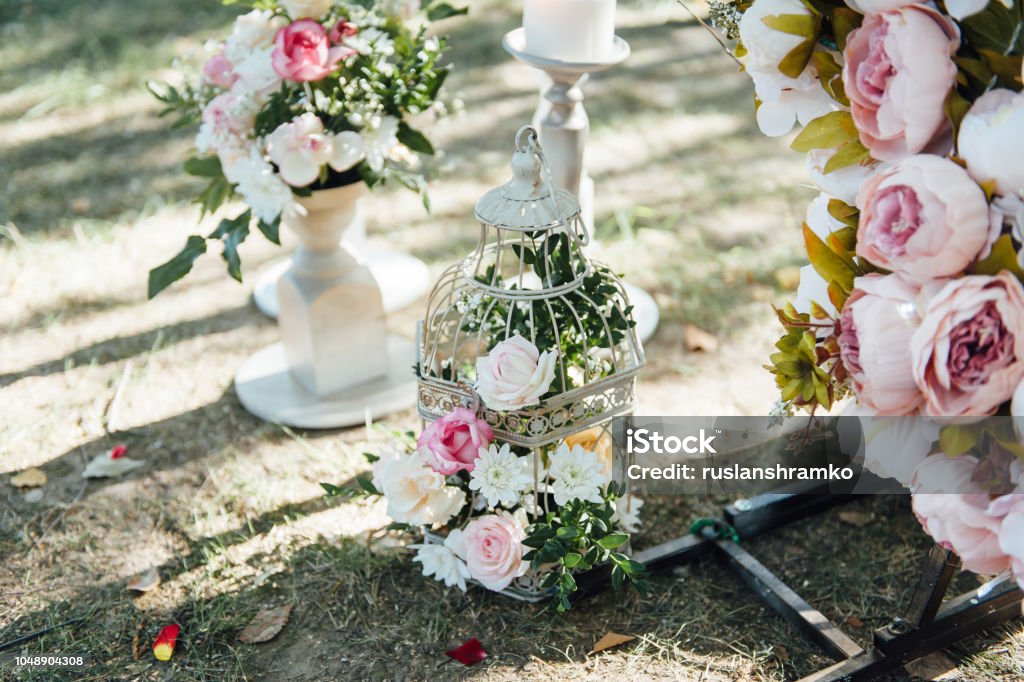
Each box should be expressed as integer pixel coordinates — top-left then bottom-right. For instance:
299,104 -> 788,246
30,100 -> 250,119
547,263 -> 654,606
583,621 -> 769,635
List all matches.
624,282 -> 659,343
253,248 -> 430,319
234,335 -> 416,429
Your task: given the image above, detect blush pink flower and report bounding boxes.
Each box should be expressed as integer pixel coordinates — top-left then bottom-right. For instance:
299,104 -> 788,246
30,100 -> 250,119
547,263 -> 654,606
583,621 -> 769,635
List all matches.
912,455 -> 1012,575
474,335 -> 557,411
329,20 -> 358,44
839,274 -> 923,415
272,19 -> 350,82
856,155 -> 990,282
447,511 -> 528,591
843,6 -> 959,162
417,407 -> 495,476
998,498 -> 1024,589
202,50 -> 237,89
911,273 -> 1024,418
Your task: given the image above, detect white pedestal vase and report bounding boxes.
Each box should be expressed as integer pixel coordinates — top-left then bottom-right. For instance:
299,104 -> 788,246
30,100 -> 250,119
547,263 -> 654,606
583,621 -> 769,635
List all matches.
251,196 -> 430,318
235,183 -> 416,429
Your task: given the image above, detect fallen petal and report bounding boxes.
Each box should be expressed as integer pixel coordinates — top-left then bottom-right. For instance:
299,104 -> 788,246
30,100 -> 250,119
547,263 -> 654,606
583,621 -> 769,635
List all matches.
83,454 -> 145,479
152,624 -> 180,662
11,467 -> 47,488
446,637 -> 487,665
127,568 -> 161,593
110,444 -> 129,459
238,604 -> 293,644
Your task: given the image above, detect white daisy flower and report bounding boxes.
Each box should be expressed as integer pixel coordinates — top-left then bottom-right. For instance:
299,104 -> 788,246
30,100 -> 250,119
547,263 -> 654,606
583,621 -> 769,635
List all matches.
547,443 -> 608,506
468,443 -> 533,508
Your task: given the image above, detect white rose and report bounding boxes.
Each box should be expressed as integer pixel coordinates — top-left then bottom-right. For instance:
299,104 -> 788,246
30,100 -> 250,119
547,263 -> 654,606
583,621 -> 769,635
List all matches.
281,0 -> 332,18
739,0 -> 837,136
958,88 -> 1024,199
806,148 -> 878,207
474,335 -> 557,411
373,453 -> 466,526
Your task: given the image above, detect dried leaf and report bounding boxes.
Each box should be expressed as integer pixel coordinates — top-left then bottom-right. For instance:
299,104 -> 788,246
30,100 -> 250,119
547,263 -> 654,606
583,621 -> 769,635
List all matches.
127,568 -> 161,593
845,616 -> 864,628
152,624 -> 180,662
11,467 -> 47,488
239,604 -> 293,644
446,637 -> 488,665
838,511 -> 872,527
905,651 -> 957,680
590,632 -> 636,654
683,324 -> 719,353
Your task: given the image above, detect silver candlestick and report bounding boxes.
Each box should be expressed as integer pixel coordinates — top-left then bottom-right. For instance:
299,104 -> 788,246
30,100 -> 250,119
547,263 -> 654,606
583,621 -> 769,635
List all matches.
503,28 -> 659,343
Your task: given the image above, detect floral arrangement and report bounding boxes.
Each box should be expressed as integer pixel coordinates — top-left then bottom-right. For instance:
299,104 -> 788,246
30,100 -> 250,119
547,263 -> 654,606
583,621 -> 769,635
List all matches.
708,0 -> 1023,586
146,0 -> 465,297
337,334 -> 646,610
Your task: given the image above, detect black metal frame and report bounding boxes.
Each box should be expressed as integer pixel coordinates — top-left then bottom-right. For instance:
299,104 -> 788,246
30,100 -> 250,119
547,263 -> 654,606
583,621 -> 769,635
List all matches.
576,491 -> 1023,681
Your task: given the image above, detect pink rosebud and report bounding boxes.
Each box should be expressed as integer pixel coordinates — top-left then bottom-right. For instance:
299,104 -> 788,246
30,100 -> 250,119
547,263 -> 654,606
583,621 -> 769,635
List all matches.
202,51 -> 237,89
271,19 -> 349,83
911,273 -> 1024,418
856,155 -> 990,283
417,407 -> 495,476
329,20 -> 358,44
838,274 -> 923,416
843,6 -> 959,162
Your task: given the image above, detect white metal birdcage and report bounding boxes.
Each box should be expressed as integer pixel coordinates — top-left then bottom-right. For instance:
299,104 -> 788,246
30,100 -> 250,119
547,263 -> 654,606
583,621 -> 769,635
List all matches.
416,125 -> 645,441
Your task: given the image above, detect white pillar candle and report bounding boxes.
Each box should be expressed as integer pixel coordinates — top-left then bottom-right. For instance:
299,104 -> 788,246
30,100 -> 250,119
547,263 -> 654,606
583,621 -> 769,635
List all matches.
523,0 -> 616,63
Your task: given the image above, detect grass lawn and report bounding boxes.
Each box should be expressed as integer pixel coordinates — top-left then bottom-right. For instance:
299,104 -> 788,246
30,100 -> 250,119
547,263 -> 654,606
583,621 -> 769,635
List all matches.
1,0 -> 1022,680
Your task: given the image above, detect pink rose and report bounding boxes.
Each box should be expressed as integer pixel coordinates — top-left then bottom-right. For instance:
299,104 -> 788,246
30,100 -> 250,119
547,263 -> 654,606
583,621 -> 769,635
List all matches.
329,20 -> 358,44
417,407 -> 495,476
474,335 -> 557,411
911,273 -> 1024,418
272,19 -> 350,82
856,155 -> 990,282
912,455 -> 1012,575
449,512 -> 528,591
839,274 -> 923,415
843,6 -> 959,162
202,51 -> 237,89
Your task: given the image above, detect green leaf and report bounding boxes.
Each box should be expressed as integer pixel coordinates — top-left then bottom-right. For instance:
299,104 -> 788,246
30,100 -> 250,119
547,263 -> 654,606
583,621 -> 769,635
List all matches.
831,7 -> 862,52
355,476 -> 379,496
597,533 -> 629,550
812,51 -> 847,106
971,234 -> 1024,279
320,482 -> 346,497
396,121 -> 434,155
148,235 -> 207,299
938,425 -> 982,457
945,89 -> 973,142
556,526 -> 580,541
791,111 -> 857,153
197,175 -> 233,217
760,13 -> 821,78
611,565 -> 625,590
803,223 -> 855,292
559,572 -> 577,593
257,216 -> 281,245
563,552 -> 582,568
425,1 -> 468,21
978,49 -> 1023,88
824,140 -> 870,174
184,156 -> 223,178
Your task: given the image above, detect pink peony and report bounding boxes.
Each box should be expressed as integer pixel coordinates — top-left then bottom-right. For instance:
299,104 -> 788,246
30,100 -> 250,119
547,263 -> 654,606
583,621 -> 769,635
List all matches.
838,274 -> 923,415
911,273 -> 1024,418
448,512 -> 528,591
843,6 -> 959,162
202,51 -> 237,89
912,454 -> 1012,575
417,407 -> 495,476
272,19 -> 350,82
856,155 -> 990,282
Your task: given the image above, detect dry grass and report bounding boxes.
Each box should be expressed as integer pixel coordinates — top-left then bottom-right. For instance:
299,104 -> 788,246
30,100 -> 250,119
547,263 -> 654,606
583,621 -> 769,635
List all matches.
2,0 -> 1022,680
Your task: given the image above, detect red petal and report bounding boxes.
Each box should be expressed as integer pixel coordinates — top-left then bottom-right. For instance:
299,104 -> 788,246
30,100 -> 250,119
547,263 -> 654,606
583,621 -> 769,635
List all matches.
153,624 -> 180,661
110,444 -> 128,460
446,637 -> 487,665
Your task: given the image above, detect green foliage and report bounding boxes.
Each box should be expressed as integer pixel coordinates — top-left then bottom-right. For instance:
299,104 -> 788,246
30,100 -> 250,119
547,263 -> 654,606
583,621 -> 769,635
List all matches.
760,12 -> 822,79
147,235 -> 208,299
523,481 -> 647,611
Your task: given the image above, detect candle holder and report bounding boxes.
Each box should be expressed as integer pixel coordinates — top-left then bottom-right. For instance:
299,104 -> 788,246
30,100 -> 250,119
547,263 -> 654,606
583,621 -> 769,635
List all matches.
503,28 -> 659,342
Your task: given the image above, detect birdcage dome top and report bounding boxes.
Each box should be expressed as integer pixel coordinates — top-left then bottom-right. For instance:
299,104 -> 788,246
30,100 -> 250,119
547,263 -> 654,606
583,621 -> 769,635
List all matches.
474,126 -> 582,230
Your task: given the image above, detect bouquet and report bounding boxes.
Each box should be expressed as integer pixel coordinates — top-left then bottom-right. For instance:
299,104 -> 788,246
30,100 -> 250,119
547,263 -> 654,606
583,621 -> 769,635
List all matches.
146,0 -> 464,298
712,0 -> 1024,587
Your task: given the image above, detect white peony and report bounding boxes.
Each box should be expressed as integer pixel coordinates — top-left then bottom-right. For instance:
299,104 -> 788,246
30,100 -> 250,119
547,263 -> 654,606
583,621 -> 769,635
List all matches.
468,443 -> 534,508
280,0 -> 332,19
409,538 -> 471,591
958,88 -> 1024,199
944,0 -> 1011,21
475,335 -> 558,412
360,115 -> 400,173
806,148 -> 878,207
611,497 -> 643,533
224,10 -> 282,65
547,443 -> 608,506
225,151 -> 301,224
373,452 -> 466,526
738,0 -> 837,136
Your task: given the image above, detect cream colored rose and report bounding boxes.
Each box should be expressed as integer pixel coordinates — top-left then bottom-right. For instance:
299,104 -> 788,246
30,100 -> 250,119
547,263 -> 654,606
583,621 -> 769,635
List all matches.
280,0 -> 332,19
373,453 -> 465,526
474,335 -> 557,411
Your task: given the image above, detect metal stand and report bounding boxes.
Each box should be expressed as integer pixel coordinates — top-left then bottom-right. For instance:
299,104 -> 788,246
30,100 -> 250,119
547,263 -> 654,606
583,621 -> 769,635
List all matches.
503,28 -> 660,343
574,491 -> 1023,680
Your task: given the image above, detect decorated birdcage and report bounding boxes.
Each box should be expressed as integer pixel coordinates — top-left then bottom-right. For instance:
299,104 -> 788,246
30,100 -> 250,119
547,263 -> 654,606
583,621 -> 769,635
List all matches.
398,126 -> 646,604
417,125 -> 645,439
